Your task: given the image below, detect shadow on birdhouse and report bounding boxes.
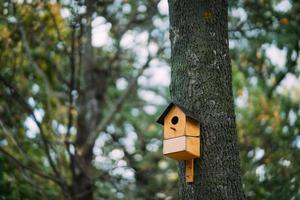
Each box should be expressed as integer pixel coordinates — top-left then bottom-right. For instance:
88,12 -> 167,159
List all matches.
157,101 -> 201,183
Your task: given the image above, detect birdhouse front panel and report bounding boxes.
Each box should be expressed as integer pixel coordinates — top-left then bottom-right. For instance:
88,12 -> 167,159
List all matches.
163,136 -> 200,160
163,105 -> 186,139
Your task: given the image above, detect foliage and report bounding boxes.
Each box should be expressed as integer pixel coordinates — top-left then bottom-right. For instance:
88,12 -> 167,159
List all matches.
0,0 -> 175,199
230,0 -> 300,199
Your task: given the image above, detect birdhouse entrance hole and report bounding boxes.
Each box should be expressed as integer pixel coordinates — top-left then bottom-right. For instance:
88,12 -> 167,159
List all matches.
171,116 -> 179,125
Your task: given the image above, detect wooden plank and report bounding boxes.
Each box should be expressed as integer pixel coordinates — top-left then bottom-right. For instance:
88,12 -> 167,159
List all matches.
163,136 -> 200,160
164,150 -> 198,160
186,159 -> 194,183
186,136 -> 200,158
163,136 -> 186,154
163,105 -> 186,139
185,117 -> 200,137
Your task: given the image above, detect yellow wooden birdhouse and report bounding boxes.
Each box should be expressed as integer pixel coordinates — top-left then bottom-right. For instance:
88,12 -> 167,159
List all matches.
157,102 -> 201,183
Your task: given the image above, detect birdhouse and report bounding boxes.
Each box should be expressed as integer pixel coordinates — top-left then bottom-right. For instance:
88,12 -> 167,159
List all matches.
157,102 -> 201,183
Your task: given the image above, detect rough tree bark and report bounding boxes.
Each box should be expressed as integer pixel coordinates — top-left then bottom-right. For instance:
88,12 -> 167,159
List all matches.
168,1 -> 245,199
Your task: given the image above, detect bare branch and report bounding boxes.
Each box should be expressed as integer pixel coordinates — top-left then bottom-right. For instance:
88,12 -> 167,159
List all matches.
63,25 -> 77,181
18,21 -> 53,99
82,57 -> 152,154
46,4 -> 70,56
67,25 -> 77,138
0,147 -> 61,184
21,172 -> 53,200
0,120 -> 43,167
0,75 -> 65,187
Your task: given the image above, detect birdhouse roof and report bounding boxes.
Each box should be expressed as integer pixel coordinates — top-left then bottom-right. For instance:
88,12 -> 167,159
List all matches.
156,101 -> 199,125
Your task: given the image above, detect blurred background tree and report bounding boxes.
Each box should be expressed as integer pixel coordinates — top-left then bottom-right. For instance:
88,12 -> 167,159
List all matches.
229,1 -> 300,199
0,0 -> 299,199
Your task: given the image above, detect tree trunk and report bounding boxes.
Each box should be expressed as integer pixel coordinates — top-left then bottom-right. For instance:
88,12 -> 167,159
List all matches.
71,1 -> 106,199
168,1 -> 245,199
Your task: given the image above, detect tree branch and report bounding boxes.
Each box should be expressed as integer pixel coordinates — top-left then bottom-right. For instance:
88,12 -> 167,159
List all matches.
0,75 -> 66,188
64,25 -> 77,181
0,120 -> 44,169
0,147 -> 61,184
18,21 -> 53,100
82,56 -> 152,154
46,4 -> 70,56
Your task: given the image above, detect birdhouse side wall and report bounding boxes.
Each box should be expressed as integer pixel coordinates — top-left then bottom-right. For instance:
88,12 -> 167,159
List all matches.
186,136 -> 200,157
185,117 -> 200,137
163,105 -> 186,139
